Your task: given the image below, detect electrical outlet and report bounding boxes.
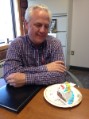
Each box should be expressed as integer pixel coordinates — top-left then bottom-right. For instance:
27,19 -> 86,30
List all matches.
71,51 -> 74,55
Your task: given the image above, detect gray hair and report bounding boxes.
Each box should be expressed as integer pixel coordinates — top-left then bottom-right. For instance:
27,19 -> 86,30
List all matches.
24,4 -> 52,22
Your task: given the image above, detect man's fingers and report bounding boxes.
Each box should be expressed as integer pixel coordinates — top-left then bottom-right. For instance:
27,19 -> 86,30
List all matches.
7,79 -> 15,83
55,61 -> 65,65
6,74 -> 14,81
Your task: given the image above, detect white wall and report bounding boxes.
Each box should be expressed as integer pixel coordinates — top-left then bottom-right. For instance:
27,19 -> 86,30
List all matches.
70,0 -> 89,68
28,0 -> 69,14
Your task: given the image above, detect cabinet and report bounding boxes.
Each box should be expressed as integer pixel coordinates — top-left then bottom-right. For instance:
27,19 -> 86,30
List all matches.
51,14 -> 68,65
0,49 -> 7,78
0,44 -> 8,77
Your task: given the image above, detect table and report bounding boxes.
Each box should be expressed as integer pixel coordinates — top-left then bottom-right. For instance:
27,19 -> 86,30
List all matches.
0,85 -> 89,119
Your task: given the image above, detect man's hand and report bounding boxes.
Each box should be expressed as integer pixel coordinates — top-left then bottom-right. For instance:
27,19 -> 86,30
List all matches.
46,61 -> 66,72
6,72 -> 26,87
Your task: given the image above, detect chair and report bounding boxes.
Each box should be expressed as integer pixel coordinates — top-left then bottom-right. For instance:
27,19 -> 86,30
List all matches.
66,71 -> 84,88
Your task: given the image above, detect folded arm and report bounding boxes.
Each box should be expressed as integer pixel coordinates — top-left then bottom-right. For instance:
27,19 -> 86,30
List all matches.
4,38 -> 66,87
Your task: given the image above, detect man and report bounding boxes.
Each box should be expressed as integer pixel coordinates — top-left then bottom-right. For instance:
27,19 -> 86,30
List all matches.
3,4 -> 66,87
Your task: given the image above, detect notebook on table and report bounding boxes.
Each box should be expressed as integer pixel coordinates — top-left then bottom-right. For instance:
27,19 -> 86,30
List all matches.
0,83 -> 43,113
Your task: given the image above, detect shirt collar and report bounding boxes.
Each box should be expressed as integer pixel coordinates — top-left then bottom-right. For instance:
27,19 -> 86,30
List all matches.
26,35 -> 47,50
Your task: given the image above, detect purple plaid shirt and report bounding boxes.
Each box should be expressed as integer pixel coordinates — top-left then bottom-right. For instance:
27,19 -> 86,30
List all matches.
3,35 -> 66,85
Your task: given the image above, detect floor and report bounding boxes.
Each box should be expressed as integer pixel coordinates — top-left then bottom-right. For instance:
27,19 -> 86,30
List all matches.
68,69 -> 89,89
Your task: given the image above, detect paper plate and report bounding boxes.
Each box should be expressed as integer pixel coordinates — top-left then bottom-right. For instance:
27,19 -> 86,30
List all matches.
44,84 -> 82,108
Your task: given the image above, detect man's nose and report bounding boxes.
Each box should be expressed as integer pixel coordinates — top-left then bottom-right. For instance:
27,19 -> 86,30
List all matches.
40,25 -> 46,32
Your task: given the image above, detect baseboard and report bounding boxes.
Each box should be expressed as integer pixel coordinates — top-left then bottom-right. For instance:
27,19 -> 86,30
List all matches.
69,66 -> 89,71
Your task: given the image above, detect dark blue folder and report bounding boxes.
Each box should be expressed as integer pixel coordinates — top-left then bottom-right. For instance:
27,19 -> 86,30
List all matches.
0,83 -> 42,113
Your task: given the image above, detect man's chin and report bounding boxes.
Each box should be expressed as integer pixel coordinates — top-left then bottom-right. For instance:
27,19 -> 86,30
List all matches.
36,38 -> 45,44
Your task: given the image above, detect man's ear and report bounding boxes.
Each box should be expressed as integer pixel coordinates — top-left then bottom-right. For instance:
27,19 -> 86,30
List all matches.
23,20 -> 28,34
24,20 -> 28,30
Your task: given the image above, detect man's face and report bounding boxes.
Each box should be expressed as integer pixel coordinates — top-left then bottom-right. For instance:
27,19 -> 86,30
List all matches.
26,10 -> 50,45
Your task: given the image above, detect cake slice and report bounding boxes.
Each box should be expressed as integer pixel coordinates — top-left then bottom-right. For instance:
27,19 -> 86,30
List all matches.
57,82 -> 74,104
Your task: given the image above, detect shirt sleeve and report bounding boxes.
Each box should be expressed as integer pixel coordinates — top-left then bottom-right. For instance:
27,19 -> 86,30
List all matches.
26,71 -> 66,85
